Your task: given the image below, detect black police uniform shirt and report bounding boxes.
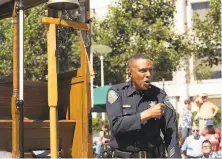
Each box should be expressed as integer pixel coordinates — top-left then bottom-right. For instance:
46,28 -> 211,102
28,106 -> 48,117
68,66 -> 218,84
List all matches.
106,81 -> 181,158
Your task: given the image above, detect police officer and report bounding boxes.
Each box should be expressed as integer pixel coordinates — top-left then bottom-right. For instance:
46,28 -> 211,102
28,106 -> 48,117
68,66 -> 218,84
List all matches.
106,54 -> 181,158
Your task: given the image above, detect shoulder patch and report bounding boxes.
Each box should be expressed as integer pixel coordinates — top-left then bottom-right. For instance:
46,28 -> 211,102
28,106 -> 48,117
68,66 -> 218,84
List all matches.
108,90 -> 119,104
163,96 -> 175,111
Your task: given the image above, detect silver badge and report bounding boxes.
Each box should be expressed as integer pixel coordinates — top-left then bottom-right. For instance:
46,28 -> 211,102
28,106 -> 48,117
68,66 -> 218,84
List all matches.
149,101 -> 157,106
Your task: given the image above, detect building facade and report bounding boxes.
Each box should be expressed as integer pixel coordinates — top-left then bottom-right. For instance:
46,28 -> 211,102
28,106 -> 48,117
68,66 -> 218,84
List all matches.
171,0 -> 221,112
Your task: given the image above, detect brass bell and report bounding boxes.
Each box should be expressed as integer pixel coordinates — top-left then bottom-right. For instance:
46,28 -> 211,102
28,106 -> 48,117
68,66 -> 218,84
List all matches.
48,0 -> 80,10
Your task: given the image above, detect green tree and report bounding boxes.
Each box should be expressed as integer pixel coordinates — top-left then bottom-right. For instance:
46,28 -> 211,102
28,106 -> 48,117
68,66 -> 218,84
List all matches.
0,4 -> 48,80
193,62 -> 212,80
192,0 -> 221,67
23,4 -> 48,80
0,18 -> 13,76
92,0 -> 191,85
0,4 -> 80,80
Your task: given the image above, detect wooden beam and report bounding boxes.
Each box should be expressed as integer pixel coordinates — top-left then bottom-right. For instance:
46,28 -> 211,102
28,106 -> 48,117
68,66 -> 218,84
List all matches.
41,17 -> 90,31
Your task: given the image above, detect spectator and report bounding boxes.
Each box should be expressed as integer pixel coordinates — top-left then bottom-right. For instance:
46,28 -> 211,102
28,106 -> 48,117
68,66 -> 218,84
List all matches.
95,124 -> 110,158
178,99 -> 193,145
201,140 -> 219,159
181,126 -> 205,158
200,120 -> 221,151
214,142 -> 222,158
194,93 -> 219,131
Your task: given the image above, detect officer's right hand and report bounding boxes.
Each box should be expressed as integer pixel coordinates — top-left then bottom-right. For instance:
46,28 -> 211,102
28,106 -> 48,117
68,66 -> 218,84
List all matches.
148,103 -> 165,118
140,103 -> 165,123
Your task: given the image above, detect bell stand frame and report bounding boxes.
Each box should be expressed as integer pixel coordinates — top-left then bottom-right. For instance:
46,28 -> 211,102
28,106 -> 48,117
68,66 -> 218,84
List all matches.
10,0 -> 93,157
41,16 -> 91,158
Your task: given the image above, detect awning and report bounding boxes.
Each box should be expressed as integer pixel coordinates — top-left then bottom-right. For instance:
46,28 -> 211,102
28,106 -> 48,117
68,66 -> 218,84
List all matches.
92,85 -> 111,112
0,0 -> 88,20
0,0 -> 47,20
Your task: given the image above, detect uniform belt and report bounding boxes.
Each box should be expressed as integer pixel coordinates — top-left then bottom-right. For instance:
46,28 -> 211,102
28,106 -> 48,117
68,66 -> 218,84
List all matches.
113,149 -> 154,158
199,118 -> 212,120
131,151 -> 154,158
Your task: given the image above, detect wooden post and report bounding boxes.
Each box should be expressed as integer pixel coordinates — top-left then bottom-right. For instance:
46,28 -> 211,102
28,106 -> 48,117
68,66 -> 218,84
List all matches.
47,23 -> 58,158
80,35 -> 93,158
11,0 -> 20,157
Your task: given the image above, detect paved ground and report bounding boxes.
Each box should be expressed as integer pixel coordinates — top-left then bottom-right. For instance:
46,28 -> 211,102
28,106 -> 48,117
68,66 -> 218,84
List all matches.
0,151 -> 12,158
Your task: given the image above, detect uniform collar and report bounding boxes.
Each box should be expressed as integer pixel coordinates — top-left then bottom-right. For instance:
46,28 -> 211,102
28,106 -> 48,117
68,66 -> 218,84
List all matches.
127,81 -> 137,96
127,81 -> 148,96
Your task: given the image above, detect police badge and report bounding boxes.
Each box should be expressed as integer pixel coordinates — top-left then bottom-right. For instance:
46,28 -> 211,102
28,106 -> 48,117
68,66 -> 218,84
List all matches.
149,101 -> 157,106
108,90 -> 119,104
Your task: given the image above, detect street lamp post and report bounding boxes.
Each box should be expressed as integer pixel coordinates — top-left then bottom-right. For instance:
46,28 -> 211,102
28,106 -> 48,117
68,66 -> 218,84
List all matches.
92,44 -> 112,86
100,55 -> 104,86
92,44 -> 112,120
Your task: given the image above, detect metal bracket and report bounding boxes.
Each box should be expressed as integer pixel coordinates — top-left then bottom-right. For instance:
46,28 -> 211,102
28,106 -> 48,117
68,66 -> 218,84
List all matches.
16,98 -> 24,158
16,99 -> 24,110
15,2 -> 24,16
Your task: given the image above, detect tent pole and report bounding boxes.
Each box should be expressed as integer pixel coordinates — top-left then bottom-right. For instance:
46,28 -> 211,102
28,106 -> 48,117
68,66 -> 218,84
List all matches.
16,0 -> 25,157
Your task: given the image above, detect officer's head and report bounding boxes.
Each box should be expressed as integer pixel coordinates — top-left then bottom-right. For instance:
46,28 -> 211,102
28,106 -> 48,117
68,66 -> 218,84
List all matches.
128,53 -> 152,91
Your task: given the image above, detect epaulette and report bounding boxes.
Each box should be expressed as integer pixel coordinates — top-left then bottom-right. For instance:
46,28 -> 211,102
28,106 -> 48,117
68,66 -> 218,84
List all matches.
107,83 -> 128,104
110,82 -> 129,91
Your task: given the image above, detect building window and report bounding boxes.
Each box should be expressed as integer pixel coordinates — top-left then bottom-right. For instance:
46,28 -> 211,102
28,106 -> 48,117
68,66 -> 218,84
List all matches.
191,2 -> 210,20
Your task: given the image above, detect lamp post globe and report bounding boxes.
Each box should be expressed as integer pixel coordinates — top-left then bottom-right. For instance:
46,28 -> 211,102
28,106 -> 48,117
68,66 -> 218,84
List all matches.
92,44 -> 112,87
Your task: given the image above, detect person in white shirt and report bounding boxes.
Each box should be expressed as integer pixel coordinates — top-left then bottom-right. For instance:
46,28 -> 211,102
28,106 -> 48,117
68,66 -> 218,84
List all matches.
181,126 -> 205,158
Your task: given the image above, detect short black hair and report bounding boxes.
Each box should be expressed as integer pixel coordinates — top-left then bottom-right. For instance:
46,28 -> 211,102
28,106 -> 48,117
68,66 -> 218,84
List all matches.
128,53 -> 151,67
202,140 -> 212,147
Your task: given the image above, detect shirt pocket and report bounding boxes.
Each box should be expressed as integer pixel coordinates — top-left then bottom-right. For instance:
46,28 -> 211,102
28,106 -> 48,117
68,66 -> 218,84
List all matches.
122,108 -> 135,115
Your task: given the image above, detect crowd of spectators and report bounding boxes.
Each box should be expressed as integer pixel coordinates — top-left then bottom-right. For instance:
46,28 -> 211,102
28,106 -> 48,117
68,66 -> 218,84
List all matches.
179,94 -> 221,159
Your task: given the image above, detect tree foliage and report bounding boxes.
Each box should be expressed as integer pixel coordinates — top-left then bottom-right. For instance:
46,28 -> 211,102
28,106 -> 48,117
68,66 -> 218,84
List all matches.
193,62 -> 212,80
92,0 -> 191,85
0,4 -> 80,80
0,4 -> 48,80
92,117 -> 109,132
192,0 -> 221,67
23,5 -> 48,80
0,18 -> 13,76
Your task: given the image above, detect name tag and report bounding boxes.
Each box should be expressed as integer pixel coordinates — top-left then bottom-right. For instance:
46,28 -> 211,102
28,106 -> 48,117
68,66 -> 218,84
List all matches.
122,105 -> 131,108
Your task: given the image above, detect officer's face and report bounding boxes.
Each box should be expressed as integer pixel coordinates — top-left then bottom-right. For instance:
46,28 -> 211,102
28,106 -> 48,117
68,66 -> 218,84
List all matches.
130,58 -> 152,91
